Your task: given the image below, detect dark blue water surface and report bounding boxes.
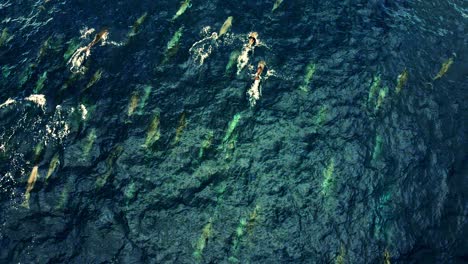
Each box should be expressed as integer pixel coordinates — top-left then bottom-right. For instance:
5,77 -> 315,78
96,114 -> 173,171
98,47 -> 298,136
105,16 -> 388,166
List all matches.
0,0 -> 467,263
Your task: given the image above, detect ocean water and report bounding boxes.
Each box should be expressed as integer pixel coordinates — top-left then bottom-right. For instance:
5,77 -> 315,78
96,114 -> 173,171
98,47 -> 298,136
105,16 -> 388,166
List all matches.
0,0 -> 467,263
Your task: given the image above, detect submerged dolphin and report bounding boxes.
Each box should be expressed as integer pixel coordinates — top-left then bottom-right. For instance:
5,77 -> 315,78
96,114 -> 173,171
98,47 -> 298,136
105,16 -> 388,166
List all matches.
433,57 -> 454,80
396,68 -> 408,94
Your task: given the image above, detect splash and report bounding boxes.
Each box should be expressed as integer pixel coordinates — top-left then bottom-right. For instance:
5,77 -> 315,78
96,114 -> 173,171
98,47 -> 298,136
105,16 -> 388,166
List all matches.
68,46 -> 91,74
24,94 -> 46,109
189,19 -> 238,66
67,28 -> 117,74
236,46 -> 251,75
0,98 -> 15,108
247,79 -> 261,107
45,122 -> 70,143
44,105 -> 71,143
80,27 -> 95,39
189,29 -> 218,66
247,61 -> 266,106
0,98 -> 75,203
80,104 -> 88,120
236,32 -> 259,75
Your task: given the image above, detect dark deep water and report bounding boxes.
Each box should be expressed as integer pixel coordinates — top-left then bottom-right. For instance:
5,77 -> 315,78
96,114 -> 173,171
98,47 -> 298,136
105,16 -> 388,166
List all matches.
0,0 -> 467,263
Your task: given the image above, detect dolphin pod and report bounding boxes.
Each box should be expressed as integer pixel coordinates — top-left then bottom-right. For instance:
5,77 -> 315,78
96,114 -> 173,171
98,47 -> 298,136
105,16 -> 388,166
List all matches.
14,1 -> 457,209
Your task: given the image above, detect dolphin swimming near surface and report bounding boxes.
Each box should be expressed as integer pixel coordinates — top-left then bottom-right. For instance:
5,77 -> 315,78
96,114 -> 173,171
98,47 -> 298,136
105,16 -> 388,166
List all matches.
247,61 -> 266,106
172,0 -> 191,21
219,16 -> 233,38
237,32 -> 259,75
22,165 -> 39,208
68,28 -> 109,74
